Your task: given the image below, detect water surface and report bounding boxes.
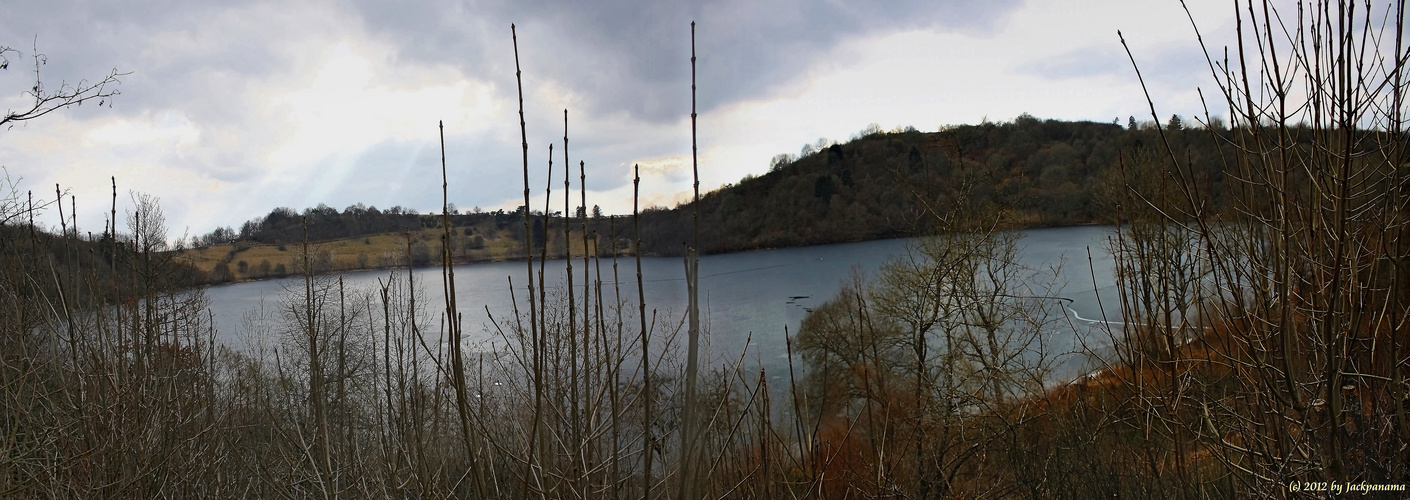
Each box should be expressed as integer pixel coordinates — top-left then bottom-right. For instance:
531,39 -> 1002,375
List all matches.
204,225 -> 1121,380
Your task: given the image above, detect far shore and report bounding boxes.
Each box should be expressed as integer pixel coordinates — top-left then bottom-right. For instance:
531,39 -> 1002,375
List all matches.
187,221 -> 1110,287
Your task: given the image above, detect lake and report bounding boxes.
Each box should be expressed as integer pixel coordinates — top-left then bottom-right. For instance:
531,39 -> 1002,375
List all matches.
204,225 -> 1122,382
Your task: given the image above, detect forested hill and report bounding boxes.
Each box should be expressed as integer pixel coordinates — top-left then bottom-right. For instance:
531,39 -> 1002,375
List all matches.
632,115 -> 1229,254
185,115 -> 1232,281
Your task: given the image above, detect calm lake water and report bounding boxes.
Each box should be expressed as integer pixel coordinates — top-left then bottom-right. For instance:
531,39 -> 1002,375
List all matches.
204,225 -> 1122,381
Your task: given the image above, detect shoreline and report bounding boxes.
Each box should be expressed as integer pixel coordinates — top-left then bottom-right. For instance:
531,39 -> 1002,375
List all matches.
191,221 -> 1110,287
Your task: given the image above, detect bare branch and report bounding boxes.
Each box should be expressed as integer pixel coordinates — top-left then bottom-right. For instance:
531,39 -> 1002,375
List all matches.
1,40 -> 130,129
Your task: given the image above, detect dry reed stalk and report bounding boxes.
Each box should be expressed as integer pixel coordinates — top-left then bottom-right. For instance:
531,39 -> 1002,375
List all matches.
677,21 -> 703,500
538,142 -> 556,494
596,224 -> 620,500
632,163 -> 653,499
437,120 -> 487,497
510,24 -> 548,497
560,109 -> 582,492
578,158 -> 595,494
299,216 -> 333,499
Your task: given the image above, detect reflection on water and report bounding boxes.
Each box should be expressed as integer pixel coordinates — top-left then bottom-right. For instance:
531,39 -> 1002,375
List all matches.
203,225 -> 1121,382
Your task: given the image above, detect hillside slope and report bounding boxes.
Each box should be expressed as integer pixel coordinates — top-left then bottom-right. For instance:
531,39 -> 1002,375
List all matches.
182,116 -> 1233,282
637,116 -> 1228,254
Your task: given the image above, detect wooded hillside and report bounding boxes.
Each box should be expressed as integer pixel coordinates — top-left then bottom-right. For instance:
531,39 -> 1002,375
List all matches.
189,115 -> 1234,280
636,115 -> 1231,254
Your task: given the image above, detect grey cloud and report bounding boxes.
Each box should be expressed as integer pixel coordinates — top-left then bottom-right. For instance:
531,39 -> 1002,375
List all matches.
5,0 -> 1025,132
347,0 -> 1025,123
5,0 -> 1025,146
3,1 -> 338,123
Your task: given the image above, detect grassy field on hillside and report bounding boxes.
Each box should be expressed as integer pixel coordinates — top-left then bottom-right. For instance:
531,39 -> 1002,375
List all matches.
177,227 -> 604,283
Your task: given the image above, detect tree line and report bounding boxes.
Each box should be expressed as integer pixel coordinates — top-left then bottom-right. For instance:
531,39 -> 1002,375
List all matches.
190,115 -> 1237,266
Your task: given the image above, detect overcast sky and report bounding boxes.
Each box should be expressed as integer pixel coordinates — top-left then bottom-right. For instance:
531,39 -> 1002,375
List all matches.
1,0 -> 1238,241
